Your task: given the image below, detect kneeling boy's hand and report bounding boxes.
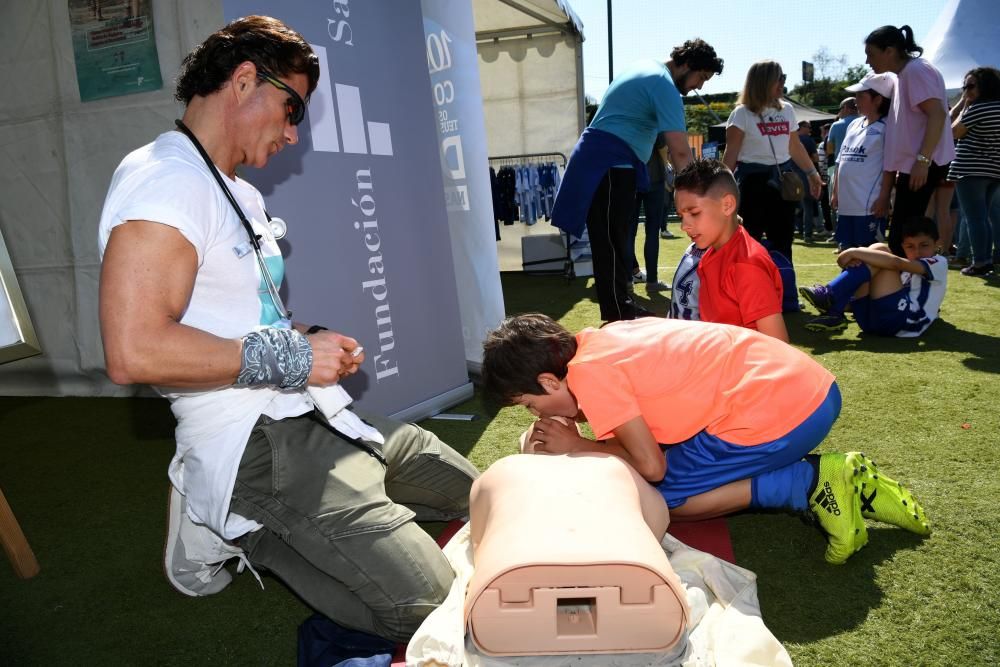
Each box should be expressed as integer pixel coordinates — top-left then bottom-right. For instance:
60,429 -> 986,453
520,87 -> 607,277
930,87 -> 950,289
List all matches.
530,417 -> 587,455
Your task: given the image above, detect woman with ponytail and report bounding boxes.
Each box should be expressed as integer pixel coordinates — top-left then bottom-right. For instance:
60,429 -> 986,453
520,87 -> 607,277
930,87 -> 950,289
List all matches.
864,24 -> 955,254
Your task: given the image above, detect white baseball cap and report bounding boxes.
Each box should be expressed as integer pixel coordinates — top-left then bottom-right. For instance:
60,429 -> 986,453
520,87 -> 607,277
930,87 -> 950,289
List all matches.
845,72 -> 895,99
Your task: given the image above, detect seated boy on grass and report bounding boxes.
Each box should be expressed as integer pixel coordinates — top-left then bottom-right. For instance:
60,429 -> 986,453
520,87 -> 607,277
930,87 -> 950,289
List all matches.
482,314 -> 930,565
669,159 -> 788,341
800,216 -> 948,335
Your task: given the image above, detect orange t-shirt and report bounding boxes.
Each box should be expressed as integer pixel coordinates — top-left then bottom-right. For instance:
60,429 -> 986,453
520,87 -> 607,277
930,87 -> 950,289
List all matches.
566,318 -> 835,446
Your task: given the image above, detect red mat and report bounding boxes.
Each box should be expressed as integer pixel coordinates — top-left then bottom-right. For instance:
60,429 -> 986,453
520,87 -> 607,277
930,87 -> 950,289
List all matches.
667,517 -> 736,564
390,517 -> 734,664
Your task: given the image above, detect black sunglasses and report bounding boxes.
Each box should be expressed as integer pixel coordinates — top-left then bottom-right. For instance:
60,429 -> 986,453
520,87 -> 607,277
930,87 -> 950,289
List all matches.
962,82 -> 977,91
779,73 -> 787,83
256,66 -> 306,126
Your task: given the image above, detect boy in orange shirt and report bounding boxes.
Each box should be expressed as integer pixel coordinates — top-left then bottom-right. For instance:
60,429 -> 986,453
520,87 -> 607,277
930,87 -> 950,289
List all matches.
482,314 -> 929,565
671,159 -> 788,341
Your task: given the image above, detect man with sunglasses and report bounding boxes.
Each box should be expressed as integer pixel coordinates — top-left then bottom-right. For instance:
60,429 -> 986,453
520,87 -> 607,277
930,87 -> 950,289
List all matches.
97,15 -> 477,642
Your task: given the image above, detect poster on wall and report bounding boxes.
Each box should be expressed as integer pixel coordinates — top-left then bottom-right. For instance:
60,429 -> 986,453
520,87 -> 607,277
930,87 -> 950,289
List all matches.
68,0 -> 163,102
223,0 -> 471,420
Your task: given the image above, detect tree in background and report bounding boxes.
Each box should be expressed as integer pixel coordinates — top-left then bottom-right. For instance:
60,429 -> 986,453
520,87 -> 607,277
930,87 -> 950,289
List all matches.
791,47 -> 869,109
684,101 -> 735,139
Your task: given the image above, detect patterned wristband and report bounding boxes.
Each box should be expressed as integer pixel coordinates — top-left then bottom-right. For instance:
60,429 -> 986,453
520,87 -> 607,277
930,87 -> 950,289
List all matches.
236,328 -> 313,389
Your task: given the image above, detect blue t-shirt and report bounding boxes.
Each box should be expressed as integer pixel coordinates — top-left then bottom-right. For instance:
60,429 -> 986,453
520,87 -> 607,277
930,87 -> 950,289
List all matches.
590,59 -> 686,162
828,114 -> 858,164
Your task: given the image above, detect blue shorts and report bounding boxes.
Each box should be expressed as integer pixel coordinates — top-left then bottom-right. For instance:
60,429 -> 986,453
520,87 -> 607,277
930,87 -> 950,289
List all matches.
658,382 -> 841,508
852,287 -> 908,336
834,214 -> 887,249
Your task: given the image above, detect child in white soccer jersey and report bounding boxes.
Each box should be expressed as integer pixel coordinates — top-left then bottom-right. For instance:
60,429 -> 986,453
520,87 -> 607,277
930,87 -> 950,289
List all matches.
801,216 -> 948,336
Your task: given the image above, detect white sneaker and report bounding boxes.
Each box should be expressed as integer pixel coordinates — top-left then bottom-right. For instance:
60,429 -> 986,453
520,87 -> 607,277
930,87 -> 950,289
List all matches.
631,270 -> 646,284
659,230 -> 677,239
645,280 -> 671,292
164,485 -> 257,596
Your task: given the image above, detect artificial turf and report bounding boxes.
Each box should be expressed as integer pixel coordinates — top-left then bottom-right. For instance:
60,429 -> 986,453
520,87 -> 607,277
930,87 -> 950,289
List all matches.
1,233 -> 998,665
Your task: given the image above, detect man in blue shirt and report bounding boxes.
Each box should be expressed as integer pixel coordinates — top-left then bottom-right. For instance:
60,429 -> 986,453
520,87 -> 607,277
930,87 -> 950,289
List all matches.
552,39 -> 723,322
826,97 -> 859,169
825,97 -> 859,240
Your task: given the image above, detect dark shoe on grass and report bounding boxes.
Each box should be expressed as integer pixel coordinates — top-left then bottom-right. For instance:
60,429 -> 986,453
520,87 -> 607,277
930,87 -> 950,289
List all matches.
805,313 -> 848,332
799,284 -> 834,314
960,263 -> 993,277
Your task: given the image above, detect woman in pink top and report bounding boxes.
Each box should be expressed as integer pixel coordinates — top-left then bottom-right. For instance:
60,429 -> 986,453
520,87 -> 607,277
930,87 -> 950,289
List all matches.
864,25 -> 955,255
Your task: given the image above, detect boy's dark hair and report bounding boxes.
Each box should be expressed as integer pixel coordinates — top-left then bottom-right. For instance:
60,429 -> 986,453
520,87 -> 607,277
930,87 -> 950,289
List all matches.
674,159 -> 740,206
898,216 -> 939,242
175,15 -> 320,105
481,313 -> 577,405
670,39 -> 724,75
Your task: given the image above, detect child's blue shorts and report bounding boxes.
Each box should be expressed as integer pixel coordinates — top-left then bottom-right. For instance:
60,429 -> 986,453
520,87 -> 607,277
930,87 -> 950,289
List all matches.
852,286 -> 909,336
658,382 -> 841,508
834,214 -> 887,249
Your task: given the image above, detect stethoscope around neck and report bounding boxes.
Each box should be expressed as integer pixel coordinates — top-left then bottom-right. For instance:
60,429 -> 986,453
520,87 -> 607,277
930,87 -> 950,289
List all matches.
174,119 -> 292,324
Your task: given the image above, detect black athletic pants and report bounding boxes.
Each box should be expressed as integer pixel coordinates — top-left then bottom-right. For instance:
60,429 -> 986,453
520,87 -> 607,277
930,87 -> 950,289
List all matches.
586,168 -> 645,322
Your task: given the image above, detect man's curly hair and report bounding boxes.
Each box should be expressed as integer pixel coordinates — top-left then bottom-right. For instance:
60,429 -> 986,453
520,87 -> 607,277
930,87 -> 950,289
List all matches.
670,39 -> 724,75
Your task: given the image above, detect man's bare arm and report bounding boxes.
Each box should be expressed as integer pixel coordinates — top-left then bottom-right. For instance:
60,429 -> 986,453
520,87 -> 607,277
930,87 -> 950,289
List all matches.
100,221 -> 356,387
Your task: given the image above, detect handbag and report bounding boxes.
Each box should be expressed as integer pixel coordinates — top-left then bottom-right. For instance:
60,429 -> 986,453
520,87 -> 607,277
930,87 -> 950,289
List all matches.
761,113 -> 805,202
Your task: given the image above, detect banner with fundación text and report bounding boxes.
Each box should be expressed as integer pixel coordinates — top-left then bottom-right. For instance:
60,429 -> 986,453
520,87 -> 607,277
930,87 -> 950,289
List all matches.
223,0 -> 471,419
420,0 -> 505,371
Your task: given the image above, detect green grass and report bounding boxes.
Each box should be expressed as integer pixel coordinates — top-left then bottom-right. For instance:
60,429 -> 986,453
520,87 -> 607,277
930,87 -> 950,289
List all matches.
1,234 -> 998,665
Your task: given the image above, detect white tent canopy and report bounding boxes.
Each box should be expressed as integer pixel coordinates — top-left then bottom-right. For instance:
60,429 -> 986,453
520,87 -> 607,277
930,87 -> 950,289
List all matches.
712,97 -> 836,129
923,0 -> 1000,91
473,0 -> 585,160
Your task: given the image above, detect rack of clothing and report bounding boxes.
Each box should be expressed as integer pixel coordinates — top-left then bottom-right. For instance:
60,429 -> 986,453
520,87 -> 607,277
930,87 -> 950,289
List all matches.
489,153 -> 584,280
489,153 -> 567,228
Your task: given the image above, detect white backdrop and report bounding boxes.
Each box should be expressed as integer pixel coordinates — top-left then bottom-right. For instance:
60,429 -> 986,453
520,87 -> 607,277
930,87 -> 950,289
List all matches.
473,0 -> 585,161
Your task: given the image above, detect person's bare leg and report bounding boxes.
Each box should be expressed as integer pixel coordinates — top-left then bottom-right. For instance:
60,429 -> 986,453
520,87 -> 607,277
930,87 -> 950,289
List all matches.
928,186 -> 955,252
866,262 -> 905,299
669,479 -> 751,522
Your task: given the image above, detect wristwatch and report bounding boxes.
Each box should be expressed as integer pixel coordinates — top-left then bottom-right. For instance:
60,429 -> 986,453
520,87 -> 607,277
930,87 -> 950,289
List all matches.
915,153 -> 931,165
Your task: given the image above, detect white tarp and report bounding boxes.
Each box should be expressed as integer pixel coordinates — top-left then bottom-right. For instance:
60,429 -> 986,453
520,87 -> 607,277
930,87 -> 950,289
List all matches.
923,0 -> 1000,91
473,0 -> 585,160
0,0 -> 218,396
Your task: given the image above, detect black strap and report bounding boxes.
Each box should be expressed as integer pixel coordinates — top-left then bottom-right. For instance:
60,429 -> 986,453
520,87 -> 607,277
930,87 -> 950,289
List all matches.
174,119 -> 263,254
173,119 -> 290,321
759,112 -> 784,180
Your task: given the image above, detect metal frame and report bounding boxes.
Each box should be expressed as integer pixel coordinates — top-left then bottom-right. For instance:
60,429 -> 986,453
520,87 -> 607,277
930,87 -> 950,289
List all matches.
0,226 -> 41,365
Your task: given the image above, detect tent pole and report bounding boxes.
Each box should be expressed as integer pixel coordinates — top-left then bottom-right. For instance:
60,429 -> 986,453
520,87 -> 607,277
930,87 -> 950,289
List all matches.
606,0 -> 613,85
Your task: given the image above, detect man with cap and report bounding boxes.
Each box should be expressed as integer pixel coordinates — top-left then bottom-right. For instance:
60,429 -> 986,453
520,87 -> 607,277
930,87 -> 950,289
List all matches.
826,97 -> 860,171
